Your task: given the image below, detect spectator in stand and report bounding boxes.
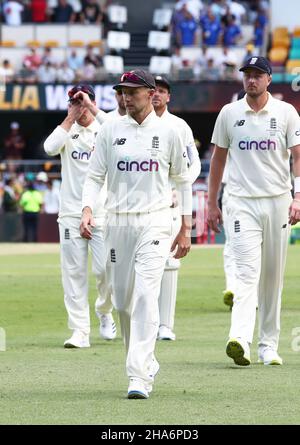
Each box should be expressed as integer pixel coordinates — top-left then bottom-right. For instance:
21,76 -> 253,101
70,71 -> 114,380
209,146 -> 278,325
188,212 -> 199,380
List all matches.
202,58 -> 219,81
201,8 -> 222,46
41,47 -> 58,66
53,0 -> 75,23
37,61 -> 57,83
171,44 -> 185,79
210,0 -> 227,20
83,45 -> 103,68
67,49 -> 83,72
227,0 -> 246,25
77,60 -> 96,81
56,61 -> 75,83
248,0 -> 269,24
193,45 -> 209,80
23,47 -> 42,71
80,0 -> 102,24
175,0 -> 204,21
30,0 -> 47,22
0,60 -> 15,82
254,8 -> 268,47
223,14 -> 242,47
176,5 -> 199,47
16,62 -> 38,83
3,122 -> 27,160
3,0 -> 24,26
171,2 -> 185,46
2,178 -> 19,212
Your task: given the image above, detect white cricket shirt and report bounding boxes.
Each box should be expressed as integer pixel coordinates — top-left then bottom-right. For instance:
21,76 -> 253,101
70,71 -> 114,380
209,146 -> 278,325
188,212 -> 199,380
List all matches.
44,111 -> 107,219
82,110 -> 192,215
160,109 -> 201,183
212,93 -> 300,197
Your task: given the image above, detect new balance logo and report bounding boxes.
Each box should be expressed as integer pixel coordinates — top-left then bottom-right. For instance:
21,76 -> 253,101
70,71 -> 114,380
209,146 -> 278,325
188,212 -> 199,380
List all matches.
110,249 -> 116,263
71,134 -> 79,139
234,221 -> 240,233
234,120 -> 245,127
113,138 -> 126,146
65,229 -> 70,240
151,240 -> 160,245
282,224 -> 287,229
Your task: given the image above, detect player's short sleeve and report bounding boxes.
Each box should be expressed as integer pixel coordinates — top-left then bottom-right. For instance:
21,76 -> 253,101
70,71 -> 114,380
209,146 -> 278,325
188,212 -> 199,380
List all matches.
211,105 -> 230,149
286,104 -> 300,149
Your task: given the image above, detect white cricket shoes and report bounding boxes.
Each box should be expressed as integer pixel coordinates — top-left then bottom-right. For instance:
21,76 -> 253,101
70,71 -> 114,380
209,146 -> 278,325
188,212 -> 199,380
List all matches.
99,313 -> 117,340
226,337 -> 251,366
157,325 -> 176,341
127,379 -> 149,399
258,347 -> 283,365
64,330 -> 90,348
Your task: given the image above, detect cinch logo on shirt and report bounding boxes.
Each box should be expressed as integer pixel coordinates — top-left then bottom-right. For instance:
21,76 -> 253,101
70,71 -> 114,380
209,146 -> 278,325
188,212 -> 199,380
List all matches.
71,150 -> 92,160
117,159 -> 159,172
238,139 -> 277,151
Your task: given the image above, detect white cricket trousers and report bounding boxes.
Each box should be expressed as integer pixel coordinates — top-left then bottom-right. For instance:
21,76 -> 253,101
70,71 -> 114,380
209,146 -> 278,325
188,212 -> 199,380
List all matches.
226,193 -> 291,349
222,186 -> 236,293
59,216 -> 113,335
158,205 -> 181,330
105,209 -> 172,386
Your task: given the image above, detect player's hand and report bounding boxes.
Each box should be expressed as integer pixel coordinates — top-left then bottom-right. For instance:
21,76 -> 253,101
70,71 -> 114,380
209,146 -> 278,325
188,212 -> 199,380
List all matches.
171,228 -> 191,259
289,199 -> 300,225
80,207 -> 96,240
207,204 -> 223,233
67,101 -> 85,121
73,91 -> 92,108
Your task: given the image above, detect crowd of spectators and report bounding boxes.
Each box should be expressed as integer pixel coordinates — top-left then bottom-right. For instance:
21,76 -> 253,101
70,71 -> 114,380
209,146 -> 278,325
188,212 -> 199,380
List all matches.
171,0 -> 269,47
0,1 -> 270,83
0,44 -> 107,83
0,0 -> 110,25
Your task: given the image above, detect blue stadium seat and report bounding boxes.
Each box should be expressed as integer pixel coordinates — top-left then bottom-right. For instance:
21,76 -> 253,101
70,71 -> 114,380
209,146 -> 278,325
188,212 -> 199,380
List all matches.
289,48 -> 300,59
271,72 -> 284,83
291,37 -> 300,48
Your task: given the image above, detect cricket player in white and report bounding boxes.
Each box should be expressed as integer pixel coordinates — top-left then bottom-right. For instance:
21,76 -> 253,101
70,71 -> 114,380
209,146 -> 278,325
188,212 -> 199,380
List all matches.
207,57 -> 300,366
107,89 -> 127,119
152,75 -> 201,340
44,84 -> 116,348
80,70 -> 192,399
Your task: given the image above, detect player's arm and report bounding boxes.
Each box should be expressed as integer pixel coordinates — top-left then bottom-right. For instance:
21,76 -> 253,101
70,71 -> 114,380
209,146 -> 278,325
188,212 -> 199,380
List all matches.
289,144 -> 300,225
169,131 -> 193,259
286,105 -> 300,225
80,127 -> 108,239
207,145 -> 228,233
184,125 -> 201,183
44,103 -> 82,155
72,91 -> 107,124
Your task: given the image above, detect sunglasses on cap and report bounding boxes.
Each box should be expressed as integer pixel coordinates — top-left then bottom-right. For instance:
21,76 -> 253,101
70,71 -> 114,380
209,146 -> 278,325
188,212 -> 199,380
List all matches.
120,71 -> 155,89
68,85 -> 95,102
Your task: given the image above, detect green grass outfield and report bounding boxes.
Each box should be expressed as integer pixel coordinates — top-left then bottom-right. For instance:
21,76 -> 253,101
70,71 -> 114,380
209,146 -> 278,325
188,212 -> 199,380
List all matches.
0,243 -> 300,425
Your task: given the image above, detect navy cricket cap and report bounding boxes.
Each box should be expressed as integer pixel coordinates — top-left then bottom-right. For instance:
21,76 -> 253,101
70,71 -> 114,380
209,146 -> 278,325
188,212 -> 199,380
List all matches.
113,69 -> 156,90
239,56 -> 272,75
154,75 -> 171,92
68,84 -> 96,101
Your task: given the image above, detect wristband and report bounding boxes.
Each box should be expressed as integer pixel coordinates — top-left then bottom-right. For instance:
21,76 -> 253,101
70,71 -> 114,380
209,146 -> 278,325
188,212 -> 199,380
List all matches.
294,177 -> 300,193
